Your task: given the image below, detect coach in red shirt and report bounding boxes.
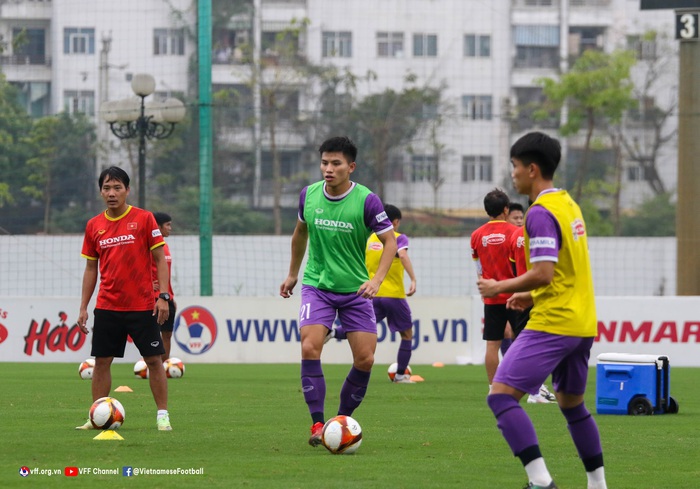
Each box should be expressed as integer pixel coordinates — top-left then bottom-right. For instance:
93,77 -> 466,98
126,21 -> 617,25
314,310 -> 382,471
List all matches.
76,166 -> 173,432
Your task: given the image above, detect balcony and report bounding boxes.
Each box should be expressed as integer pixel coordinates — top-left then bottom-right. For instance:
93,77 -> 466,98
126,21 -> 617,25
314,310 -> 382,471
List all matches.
0,0 -> 52,19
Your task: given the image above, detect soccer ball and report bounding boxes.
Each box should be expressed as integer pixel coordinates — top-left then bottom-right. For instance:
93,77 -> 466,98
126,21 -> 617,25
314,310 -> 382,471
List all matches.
78,358 -> 95,380
387,362 -> 412,381
321,415 -> 363,454
133,359 -> 149,379
89,397 -> 125,430
163,357 -> 185,378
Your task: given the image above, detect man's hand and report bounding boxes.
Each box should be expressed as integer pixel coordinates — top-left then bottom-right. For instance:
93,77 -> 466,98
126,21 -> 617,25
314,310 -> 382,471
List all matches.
357,278 -> 381,299
77,310 -> 89,334
477,277 -> 500,298
153,299 -> 169,325
507,292 -> 533,311
280,276 -> 298,298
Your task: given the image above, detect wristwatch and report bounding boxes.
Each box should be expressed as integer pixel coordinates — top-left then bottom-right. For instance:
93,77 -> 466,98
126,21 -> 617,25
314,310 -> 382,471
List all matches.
158,292 -> 171,301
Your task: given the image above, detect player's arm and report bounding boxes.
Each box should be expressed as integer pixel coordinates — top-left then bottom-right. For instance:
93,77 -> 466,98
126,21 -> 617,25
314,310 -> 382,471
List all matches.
398,249 -> 417,296
78,259 -> 98,334
152,245 -> 170,324
477,260 -> 554,298
358,229 -> 397,298
280,219 -> 308,298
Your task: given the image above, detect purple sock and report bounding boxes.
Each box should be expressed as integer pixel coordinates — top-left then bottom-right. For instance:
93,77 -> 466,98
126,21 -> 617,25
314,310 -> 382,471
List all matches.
338,366 -> 371,416
501,338 -> 513,355
301,360 -> 325,420
562,403 -> 604,471
487,394 -> 540,459
396,339 -> 412,374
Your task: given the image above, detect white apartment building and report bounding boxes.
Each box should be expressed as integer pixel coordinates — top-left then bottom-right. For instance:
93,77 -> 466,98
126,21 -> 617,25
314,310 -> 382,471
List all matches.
1,0 -> 678,214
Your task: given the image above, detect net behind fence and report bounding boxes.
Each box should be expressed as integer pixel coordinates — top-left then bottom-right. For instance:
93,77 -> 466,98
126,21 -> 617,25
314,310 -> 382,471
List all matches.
0,235 -> 677,297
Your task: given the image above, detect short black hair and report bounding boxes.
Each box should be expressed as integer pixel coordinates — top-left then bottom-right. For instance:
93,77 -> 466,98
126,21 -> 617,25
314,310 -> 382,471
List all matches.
153,212 -> 172,225
318,136 -> 358,163
510,131 -> 561,179
384,204 -> 402,222
508,202 -> 524,213
483,188 -> 510,218
98,166 -> 130,189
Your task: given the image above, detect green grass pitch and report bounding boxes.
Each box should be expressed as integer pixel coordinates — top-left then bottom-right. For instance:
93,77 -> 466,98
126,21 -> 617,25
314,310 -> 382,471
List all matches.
1,362 -> 698,488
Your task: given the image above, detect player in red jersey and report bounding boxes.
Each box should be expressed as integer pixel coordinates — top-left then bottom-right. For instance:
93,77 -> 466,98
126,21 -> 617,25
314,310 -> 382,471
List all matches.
152,212 -> 177,362
470,188 -> 520,393
75,166 -> 173,431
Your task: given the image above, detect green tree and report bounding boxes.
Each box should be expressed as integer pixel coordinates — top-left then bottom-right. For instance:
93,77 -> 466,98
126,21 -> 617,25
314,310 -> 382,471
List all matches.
0,73 -> 33,211
22,112 -> 97,233
536,50 -> 637,204
620,192 -> 675,236
337,77 -> 442,200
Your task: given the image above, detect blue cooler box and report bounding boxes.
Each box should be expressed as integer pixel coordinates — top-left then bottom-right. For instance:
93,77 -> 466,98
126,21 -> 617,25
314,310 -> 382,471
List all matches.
596,353 -> 678,415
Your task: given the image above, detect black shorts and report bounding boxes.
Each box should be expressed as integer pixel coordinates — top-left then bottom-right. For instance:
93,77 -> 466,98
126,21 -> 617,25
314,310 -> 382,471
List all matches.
482,303 -> 522,341
160,300 -> 177,333
511,306 -> 532,339
91,309 -> 165,358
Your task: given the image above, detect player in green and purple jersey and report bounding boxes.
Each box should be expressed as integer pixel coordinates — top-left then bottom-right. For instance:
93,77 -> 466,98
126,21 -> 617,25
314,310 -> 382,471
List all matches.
279,136 -> 397,447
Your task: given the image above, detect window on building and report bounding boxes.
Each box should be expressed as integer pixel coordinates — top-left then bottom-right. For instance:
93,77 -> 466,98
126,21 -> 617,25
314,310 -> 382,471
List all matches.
411,155 -> 438,182
513,25 -> 559,68
462,95 -> 493,120
462,156 -> 493,182
377,32 -> 404,58
627,35 -> 657,61
261,151 -> 302,180
63,28 -> 95,54
524,0 -> 554,5
12,81 -> 51,118
13,28 -> 46,64
627,160 -> 651,182
568,26 -> 605,57
464,34 -> 491,57
64,90 -> 95,116
322,31 -> 352,58
413,33 -> 438,57
153,28 -> 185,56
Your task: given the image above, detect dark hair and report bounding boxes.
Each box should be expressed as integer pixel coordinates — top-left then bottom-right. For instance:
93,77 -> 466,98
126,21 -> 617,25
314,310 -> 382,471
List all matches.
153,212 -> 172,225
510,131 -> 561,179
98,166 -> 130,189
483,188 -> 510,218
384,204 -> 402,222
508,202 -> 524,213
318,136 -> 358,163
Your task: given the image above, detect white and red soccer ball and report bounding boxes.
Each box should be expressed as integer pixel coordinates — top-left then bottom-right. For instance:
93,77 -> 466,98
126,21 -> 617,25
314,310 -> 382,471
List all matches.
89,396 -> 125,430
133,359 -> 149,379
163,357 -> 185,378
321,415 -> 363,454
387,362 -> 412,381
78,358 -> 95,380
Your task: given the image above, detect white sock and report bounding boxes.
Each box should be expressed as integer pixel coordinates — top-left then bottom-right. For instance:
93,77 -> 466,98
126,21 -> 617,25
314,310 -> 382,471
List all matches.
524,458 -> 553,487
587,467 -> 607,489
157,409 -> 168,419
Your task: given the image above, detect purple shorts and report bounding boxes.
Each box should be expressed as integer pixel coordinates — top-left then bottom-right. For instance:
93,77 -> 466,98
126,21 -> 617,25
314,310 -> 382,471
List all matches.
299,285 -> 376,333
493,329 -> 594,396
373,297 -> 412,333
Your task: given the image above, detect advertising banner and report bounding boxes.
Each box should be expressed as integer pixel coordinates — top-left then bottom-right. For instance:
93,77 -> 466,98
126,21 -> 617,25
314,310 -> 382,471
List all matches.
1,296 -> 698,366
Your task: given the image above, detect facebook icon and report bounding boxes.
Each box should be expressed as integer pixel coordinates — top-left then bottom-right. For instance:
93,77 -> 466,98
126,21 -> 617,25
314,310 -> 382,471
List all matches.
122,467 -> 133,477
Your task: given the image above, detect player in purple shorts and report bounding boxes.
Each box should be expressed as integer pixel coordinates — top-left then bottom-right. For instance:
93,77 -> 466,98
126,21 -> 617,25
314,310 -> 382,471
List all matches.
477,132 -> 606,489
279,136 -> 397,447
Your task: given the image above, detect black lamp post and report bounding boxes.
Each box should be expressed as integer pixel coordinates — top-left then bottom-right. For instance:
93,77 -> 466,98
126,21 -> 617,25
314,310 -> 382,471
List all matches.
100,73 -> 186,209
